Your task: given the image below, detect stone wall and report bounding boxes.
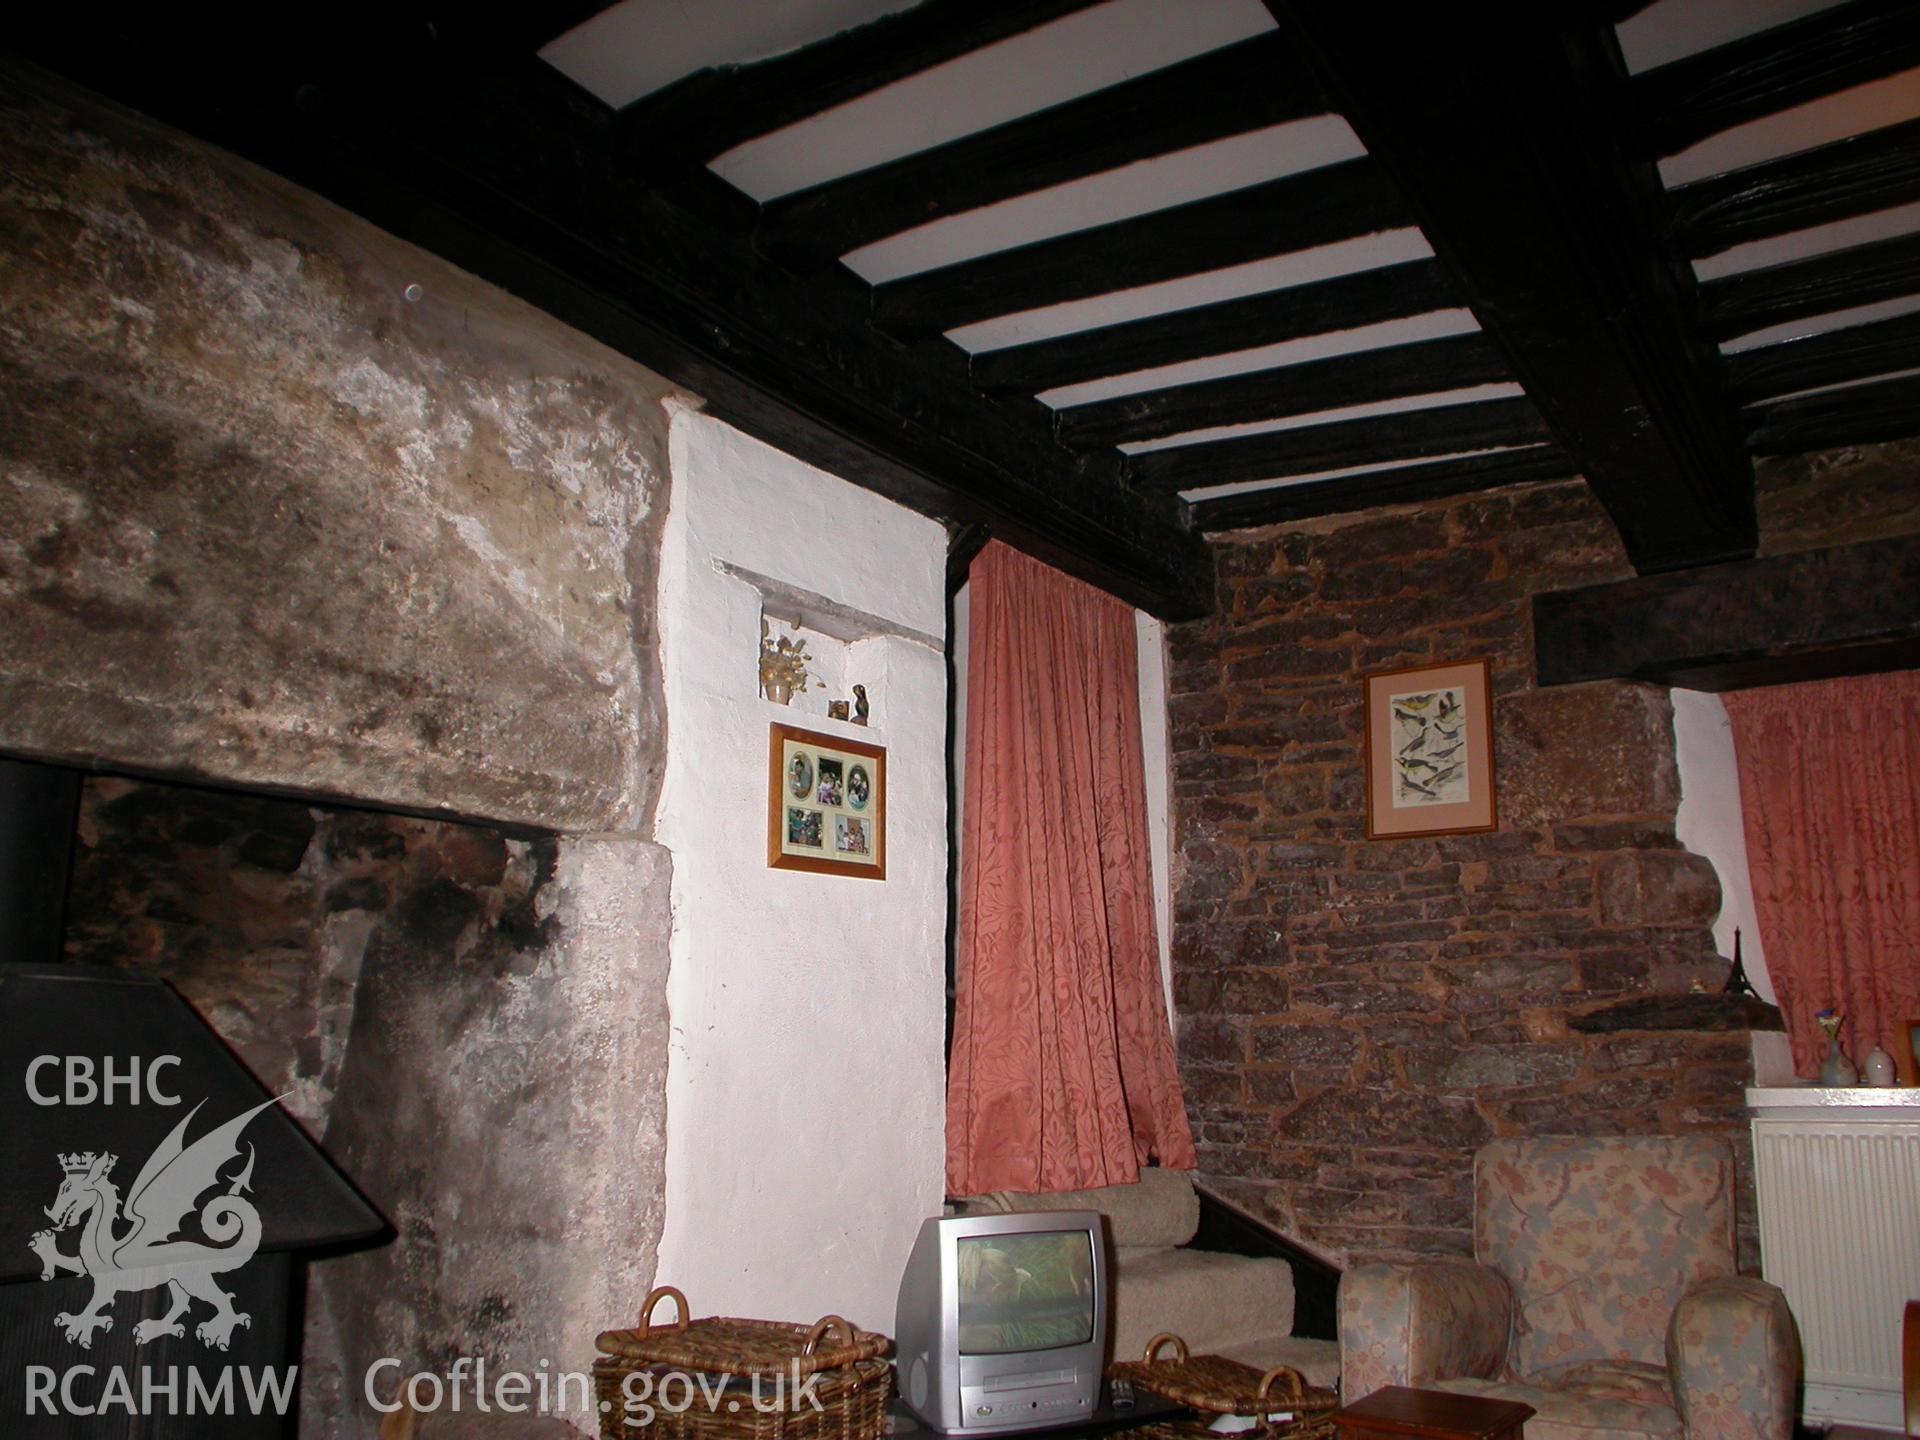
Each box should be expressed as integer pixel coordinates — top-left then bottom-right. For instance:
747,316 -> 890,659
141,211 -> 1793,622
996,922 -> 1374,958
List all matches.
1167,480 -> 1747,1267
0,62 -> 671,832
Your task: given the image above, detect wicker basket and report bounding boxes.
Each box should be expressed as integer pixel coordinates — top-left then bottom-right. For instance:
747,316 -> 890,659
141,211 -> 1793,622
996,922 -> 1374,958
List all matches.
593,1286 -> 893,1440
1109,1333 -> 1336,1436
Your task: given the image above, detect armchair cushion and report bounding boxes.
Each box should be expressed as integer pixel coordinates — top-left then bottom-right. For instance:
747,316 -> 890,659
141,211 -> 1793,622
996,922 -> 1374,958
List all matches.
1666,1276 -> 1797,1440
1476,1136 -> 1737,1375
1337,1260 -> 1511,1403
1439,1364 -> 1682,1440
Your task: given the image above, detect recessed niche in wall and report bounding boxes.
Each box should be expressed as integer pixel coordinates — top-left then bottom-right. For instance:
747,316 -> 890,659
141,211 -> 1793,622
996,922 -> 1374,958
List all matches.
721,559 -> 941,732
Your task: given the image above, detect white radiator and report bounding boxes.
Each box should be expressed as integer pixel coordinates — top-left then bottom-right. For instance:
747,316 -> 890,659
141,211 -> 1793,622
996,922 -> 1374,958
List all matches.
1749,1088 -> 1920,1429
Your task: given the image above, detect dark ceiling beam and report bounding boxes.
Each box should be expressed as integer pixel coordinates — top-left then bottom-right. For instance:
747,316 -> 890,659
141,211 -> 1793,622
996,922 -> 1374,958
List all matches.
1626,0 -> 1920,160
612,0 -> 1093,175
1534,533 -> 1920,690
11,23 -> 1213,620
1668,115 -> 1920,258
1722,309 -> 1920,405
1695,230 -> 1920,342
1190,445 -> 1577,531
1268,2 -> 1755,573
871,158 -> 1405,338
1127,396 -> 1551,493
489,5 -> 627,54
1744,372 -> 1920,454
757,33 -> 1327,270
1055,332 -> 1509,449
969,257 -> 1456,395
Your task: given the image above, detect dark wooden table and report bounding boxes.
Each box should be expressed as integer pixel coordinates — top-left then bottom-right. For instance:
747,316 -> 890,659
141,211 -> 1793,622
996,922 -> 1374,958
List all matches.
1331,1386 -> 1534,1440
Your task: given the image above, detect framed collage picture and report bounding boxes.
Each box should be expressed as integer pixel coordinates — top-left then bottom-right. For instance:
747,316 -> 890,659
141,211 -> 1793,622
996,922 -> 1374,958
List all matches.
767,723 -> 887,879
1362,657 -> 1498,840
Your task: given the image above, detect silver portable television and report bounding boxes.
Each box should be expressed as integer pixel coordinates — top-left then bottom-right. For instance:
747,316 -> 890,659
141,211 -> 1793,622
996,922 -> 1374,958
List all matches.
894,1210 -> 1108,1434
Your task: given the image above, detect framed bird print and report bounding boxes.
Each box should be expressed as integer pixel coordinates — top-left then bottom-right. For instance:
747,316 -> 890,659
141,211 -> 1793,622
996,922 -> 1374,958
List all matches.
767,723 -> 886,879
1362,657 -> 1497,840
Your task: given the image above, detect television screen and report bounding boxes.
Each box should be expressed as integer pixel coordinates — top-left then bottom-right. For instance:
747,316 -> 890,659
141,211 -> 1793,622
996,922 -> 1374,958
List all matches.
955,1230 -> 1095,1355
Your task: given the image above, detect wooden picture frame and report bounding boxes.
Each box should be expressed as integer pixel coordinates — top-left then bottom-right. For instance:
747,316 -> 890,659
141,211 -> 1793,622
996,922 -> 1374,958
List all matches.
1363,657 -> 1498,840
767,723 -> 886,879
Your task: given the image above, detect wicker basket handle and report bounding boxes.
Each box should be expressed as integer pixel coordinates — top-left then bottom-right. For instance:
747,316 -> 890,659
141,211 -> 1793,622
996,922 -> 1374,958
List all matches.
638,1285 -> 691,1334
1255,1366 -> 1306,1404
803,1315 -> 857,1355
1142,1332 -> 1189,1365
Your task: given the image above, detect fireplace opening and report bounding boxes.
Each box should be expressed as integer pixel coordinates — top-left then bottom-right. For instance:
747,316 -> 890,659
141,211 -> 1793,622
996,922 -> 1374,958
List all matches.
0,755 -> 671,1437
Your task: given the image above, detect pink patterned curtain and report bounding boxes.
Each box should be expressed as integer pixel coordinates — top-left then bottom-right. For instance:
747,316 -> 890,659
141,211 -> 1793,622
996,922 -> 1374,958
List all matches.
1723,671 -> 1920,1079
947,542 -> 1196,1195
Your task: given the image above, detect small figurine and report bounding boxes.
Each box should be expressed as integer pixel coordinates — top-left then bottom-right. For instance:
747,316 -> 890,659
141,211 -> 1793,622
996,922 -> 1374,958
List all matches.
827,700 -> 850,721
851,684 -> 869,726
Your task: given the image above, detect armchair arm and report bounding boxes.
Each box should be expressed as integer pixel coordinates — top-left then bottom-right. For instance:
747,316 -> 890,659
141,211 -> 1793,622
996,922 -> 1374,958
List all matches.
1666,1276 -> 1798,1440
1337,1261 -> 1511,1404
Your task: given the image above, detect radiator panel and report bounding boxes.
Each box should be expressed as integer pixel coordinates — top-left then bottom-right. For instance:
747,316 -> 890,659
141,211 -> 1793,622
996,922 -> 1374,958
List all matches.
1751,1109 -> 1920,1424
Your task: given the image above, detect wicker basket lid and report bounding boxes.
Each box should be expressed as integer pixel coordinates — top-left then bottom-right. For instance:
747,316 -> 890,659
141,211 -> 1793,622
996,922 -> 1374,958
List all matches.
595,1286 -> 892,1376
1109,1333 -> 1335,1419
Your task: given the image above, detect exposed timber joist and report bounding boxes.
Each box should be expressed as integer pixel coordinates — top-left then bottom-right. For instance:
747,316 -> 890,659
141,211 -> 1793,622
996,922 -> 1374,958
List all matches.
1190,446 -> 1577,532
1695,231 -> 1920,342
1055,332 -> 1510,449
1668,116 -> 1920,258
1722,309 -> 1920,405
1627,0 -> 1920,160
1269,2 -> 1756,573
9,18 -> 1213,619
969,257 -> 1457,395
1744,373 -> 1920,453
758,33 -> 1328,269
871,158 -> 1405,338
611,0 -> 1092,175
1128,396 -> 1551,493
1534,533 -> 1920,690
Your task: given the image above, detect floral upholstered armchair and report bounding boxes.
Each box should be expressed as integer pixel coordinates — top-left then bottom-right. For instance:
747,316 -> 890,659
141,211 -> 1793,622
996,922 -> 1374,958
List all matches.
1338,1136 -> 1799,1440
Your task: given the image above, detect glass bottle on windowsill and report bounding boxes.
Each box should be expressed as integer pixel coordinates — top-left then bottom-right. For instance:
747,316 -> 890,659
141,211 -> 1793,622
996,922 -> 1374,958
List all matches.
1816,1010 -> 1857,1086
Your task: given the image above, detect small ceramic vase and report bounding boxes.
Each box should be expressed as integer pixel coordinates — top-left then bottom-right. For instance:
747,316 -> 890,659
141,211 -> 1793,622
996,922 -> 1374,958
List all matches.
1820,1038 -> 1858,1086
763,680 -> 792,705
1863,1046 -> 1898,1087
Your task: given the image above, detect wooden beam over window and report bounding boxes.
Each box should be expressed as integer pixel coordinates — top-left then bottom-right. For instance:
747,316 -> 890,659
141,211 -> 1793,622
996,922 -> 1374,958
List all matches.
1534,534 -> 1920,690
1268,2 -> 1756,573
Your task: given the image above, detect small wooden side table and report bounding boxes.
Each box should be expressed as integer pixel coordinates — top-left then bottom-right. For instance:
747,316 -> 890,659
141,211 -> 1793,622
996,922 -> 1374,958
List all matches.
1332,1386 -> 1533,1440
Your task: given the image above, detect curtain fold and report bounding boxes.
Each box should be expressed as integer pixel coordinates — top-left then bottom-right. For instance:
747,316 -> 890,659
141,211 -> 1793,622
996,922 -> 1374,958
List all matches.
1722,671 -> 1920,1079
947,542 -> 1196,1196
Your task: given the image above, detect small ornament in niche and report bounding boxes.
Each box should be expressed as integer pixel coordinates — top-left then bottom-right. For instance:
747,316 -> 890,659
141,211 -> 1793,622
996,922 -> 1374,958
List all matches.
852,684 -> 870,726
758,618 -> 813,706
828,700 -> 850,721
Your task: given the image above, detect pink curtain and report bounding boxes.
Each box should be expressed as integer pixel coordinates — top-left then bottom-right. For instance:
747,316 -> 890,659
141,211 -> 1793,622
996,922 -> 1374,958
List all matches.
947,542 -> 1197,1195
1723,671 -> 1920,1079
